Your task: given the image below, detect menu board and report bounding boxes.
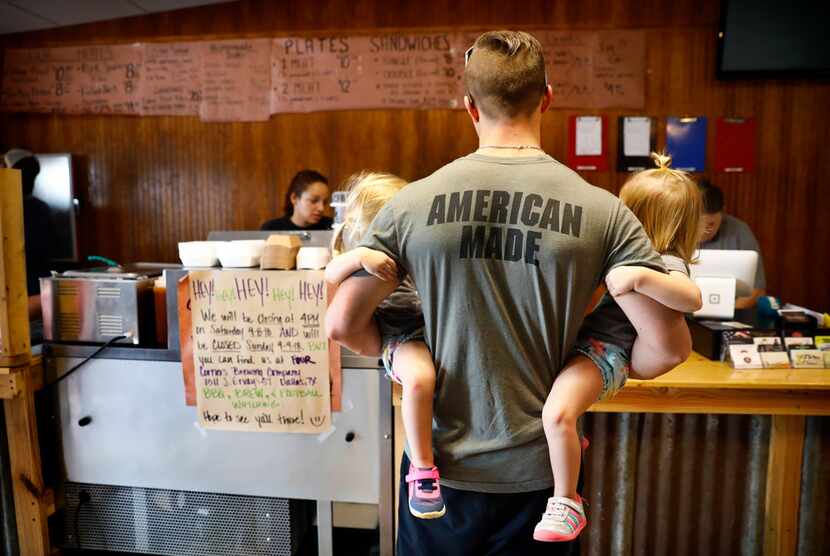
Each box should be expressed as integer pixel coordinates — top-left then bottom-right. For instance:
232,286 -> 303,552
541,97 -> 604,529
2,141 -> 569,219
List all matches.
1,44 -> 142,114
1,29 -> 645,117
189,270 -> 332,433
591,31 -> 645,109
199,38 -> 271,122
542,31 -> 595,108
540,30 -> 645,109
271,33 -> 461,113
141,42 -> 203,116
368,32 -> 461,109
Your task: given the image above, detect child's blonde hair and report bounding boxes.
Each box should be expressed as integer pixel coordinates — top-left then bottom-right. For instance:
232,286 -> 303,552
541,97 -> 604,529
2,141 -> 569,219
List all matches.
332,171 -> 407,252
619,153 -> 702,263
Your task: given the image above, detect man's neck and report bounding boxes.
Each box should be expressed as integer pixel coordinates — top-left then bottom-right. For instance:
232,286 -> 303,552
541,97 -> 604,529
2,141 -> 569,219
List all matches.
476,118 -> 543,157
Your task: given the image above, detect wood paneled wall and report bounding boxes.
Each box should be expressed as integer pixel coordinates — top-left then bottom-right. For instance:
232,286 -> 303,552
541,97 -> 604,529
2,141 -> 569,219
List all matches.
1,0 -> 829,310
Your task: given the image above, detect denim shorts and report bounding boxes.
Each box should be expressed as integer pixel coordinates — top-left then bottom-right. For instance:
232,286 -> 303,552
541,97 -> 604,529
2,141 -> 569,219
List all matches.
571,337 -> 630,400
380,326 -> 426,384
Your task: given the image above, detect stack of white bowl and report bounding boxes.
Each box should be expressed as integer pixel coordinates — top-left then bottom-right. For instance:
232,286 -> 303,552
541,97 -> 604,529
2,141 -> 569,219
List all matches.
217,240 -> 266,267
178,241 -> 224,267
178,240 -> 267,268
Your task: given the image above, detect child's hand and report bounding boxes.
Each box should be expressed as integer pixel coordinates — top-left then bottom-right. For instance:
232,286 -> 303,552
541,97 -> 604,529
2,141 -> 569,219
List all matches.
606,266 -> 642,297
361,249 -> 398,282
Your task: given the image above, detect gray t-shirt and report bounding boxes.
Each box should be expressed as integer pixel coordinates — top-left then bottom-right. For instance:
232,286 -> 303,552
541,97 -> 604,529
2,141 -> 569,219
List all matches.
360,153 -> 664,492
579,253 -> 689,353
700,214 -> 766,289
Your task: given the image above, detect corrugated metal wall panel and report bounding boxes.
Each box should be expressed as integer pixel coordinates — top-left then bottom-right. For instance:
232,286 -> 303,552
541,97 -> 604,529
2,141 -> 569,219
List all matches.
578,413 -> 830,556
798,416 -> 829,556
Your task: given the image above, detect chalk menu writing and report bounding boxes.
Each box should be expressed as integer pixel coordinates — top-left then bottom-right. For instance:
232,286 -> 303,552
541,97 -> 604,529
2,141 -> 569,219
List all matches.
271,36 -> 372,113
591,31 -> 645,109
189,270 -> 331,433
271,33 -> 461,113
1,44 -> 142,114
141,42 -> 202,116
538,30 -> 645,109
368,32 -> 460,109
542,31 -> 595,108
1,30 -> 645,116
200,38 -> 271,122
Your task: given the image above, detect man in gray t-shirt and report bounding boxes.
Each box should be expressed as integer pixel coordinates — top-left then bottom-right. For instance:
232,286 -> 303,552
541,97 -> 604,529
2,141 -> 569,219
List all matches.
357,153 -> 663,491
699,181 -> 767,308
326,31 -> 671,556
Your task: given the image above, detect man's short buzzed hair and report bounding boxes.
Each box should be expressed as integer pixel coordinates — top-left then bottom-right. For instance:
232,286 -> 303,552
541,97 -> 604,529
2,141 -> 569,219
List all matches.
463,30 -> 547,120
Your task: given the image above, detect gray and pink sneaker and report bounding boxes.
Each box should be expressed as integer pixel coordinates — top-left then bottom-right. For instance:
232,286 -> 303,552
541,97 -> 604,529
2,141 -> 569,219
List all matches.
533,496 -> 586,542
405,465 -> 446,519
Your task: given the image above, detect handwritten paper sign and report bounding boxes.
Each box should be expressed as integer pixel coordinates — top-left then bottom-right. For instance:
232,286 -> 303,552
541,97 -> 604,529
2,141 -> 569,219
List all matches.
200,38 -> 271,122
542,31 -> 596,108
1,44 -> 143,114
189,270 -> 331,433
271,33 -> 461,113
1,48 -> 65,113
141,42 -> 202,116
271,36 -> 371,113
592,31 -> 645,109
538,30 -> 645,109
367,32 -> 460,109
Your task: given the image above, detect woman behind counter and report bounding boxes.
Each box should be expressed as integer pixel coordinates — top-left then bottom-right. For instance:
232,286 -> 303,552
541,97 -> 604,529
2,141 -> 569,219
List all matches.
261,169 -> 333,231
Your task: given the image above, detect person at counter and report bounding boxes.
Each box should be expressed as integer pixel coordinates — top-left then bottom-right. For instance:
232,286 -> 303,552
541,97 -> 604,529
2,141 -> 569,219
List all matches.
327,31 -> 676,555
698,180 -> 766,308
260,169 -> 333,231
3,149 -> 53,326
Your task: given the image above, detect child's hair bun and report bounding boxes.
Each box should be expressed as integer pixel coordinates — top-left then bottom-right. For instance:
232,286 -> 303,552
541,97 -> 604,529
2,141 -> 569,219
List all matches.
650,151 -> 673,170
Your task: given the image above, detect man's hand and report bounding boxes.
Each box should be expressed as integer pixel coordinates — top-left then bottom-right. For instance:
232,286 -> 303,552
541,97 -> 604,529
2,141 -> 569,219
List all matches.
605,266 -> 643,298
360,249 -> 398,282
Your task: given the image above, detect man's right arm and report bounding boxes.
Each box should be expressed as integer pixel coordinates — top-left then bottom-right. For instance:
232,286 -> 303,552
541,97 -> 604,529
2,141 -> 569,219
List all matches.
325,203 -> 402,356
326,272 -> 398,356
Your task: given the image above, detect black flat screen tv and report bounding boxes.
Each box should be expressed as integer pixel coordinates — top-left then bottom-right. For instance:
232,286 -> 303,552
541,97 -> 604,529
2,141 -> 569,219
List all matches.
718,0 -> 830,78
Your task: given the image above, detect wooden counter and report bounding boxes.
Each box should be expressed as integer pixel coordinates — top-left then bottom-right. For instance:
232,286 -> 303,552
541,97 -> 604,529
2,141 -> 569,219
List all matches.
591,351 -> 830,416
392,353 -> 829,556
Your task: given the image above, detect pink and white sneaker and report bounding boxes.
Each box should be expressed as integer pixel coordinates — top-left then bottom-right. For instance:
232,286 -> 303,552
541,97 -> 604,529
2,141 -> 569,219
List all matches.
533,496 -> 586,542
405,465 -> 446,519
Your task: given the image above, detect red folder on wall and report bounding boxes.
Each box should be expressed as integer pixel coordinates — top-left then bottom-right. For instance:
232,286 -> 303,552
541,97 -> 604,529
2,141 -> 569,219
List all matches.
568,115 -> 608,171
715,117 -> 756,173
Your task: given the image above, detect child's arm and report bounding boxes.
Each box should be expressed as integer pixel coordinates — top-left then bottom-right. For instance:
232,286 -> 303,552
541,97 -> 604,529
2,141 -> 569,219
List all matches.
606,266 -> 702,313
324,247 -> 399,286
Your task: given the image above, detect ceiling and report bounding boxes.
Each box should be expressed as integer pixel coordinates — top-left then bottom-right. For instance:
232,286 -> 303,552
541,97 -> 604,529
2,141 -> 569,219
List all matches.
0,0 -> 235,35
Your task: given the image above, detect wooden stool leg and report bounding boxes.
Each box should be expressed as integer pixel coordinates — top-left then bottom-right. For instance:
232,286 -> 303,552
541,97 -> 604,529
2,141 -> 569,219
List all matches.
764,415 -> 805,556
4,368 -> 49,556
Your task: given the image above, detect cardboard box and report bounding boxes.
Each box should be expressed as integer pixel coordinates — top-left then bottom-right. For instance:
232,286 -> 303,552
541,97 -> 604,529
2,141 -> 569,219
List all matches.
261,234 -> 302,270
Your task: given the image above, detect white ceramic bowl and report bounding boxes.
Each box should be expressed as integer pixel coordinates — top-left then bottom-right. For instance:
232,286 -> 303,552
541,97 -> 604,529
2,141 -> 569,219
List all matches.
296,247 -> 331,270
218,240 -> 266,268
178,241 -> 224,267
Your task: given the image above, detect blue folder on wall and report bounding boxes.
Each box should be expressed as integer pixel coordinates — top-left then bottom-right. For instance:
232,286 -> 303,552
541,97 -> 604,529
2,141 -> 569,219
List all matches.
666,117 -> 707,172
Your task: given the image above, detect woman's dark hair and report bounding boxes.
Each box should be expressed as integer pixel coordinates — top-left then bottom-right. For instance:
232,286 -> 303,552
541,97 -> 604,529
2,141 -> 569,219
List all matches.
284,170 -> 328,216
698,179 -> 724,215
12,156 -> 40,197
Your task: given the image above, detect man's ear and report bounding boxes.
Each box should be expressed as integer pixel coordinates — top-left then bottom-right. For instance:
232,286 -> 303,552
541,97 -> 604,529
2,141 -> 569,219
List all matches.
464,95 -> 480,124
540,84 -> 553,113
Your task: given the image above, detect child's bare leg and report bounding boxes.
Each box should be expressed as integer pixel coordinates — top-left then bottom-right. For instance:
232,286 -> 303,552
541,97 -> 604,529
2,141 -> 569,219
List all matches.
393,341 -> 436,468
614,291 -> 691,380
543,355 -> 603,499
